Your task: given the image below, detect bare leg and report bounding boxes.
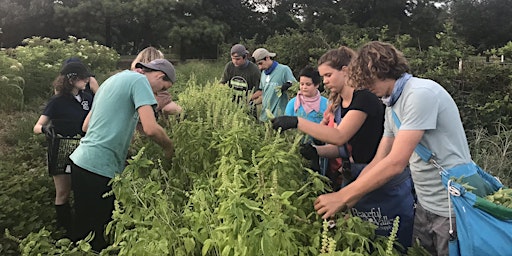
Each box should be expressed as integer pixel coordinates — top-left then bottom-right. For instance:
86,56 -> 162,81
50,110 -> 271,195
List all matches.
53,173 -> 72,235
53,174 -> 71,205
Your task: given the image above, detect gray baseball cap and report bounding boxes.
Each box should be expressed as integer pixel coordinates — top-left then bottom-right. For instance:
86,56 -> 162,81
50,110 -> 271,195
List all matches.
231,44 -> 249,57
135,59 -> 176,83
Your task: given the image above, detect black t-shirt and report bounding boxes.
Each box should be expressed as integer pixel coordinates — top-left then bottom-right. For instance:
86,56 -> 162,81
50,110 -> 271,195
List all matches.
43,91 -> 93,137
338,89 -> 384,163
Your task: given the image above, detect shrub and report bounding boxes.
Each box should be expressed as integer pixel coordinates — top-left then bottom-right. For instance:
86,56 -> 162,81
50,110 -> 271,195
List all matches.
0,52 -> 24,111
10,36 -> 119,104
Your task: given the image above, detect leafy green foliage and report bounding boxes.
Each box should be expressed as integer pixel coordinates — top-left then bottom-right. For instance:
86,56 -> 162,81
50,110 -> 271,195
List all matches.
2,43 -> 512,255
10,36 -> 119,102
0,137 -> 54,255
79,82 -> 402,255
469,125 -> 512,186
498,41 -> 512,60
0,53 -> 24,111
263,29 -> 331,75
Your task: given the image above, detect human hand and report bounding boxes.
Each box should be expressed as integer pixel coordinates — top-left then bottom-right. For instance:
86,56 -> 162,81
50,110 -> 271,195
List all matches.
314,191 -> 349,219
41,124 -> 55,138
301,143 -> 321,172
271,116 -> 298,131
299,143 -> 318,160
281,81 -> 292,93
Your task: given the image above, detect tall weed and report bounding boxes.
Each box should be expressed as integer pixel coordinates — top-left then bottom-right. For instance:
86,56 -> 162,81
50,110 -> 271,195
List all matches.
469,124 -> 512,186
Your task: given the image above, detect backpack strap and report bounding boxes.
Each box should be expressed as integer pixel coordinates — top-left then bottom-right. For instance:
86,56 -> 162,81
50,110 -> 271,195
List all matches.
391,108 -> 434,163
334,106 -> 353,161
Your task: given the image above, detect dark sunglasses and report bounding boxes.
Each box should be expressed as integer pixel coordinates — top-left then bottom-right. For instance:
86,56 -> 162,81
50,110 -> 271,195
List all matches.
162,75 -> 172,82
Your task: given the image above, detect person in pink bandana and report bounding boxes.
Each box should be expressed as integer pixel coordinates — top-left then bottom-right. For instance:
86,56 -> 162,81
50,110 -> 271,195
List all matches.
285,66 -> 328,128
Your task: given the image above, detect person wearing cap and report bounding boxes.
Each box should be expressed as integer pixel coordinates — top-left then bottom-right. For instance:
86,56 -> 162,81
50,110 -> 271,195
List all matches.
252,47 -> 297,122
33,62 -> 94,237
131,47 -> 182,116
220,44 -> 261,105
69,58 -> 175,251
63,57 -> 100,95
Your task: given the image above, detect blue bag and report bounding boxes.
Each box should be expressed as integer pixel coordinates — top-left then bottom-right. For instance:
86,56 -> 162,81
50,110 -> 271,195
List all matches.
440,163 -> 512,256
392,110 -> 512,256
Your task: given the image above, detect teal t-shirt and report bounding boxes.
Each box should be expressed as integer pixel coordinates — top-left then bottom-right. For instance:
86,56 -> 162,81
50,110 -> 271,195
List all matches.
70,70 -> 157,178
259,63 -> 296,122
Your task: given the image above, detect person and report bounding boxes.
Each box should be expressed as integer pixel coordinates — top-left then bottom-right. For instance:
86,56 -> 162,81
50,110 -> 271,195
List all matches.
130,47 -> 182,116
220,44 -> 261,104
69,58 -> 176,251
33,62 -> 93,236
63,57 -> 99,95
284,66 -> 328,125
312,41 -> 474,255
271,46 -> 414,248
251,47 -> 296,122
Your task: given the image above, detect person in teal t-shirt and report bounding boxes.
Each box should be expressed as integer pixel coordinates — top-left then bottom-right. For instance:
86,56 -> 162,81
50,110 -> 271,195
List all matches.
69,59 -> 176,252
252,48 -> 296,122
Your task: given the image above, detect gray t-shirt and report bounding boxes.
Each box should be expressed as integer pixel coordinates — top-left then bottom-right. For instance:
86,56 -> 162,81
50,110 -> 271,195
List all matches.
383,77 -> 471,217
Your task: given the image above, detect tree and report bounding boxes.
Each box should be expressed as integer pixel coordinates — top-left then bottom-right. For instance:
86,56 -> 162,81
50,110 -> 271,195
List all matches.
451,0 -> 512,52
404,0 -> 447,50
0,0 -> 65,47
54,0 -> 130,48
339,0 -> 410,35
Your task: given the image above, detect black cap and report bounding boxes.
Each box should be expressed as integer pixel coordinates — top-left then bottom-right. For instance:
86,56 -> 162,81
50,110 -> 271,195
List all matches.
60,62 -> 92,78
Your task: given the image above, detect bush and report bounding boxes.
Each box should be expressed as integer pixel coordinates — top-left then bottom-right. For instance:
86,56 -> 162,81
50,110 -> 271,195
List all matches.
10,36 -> 119,104
0,53 -> 24,111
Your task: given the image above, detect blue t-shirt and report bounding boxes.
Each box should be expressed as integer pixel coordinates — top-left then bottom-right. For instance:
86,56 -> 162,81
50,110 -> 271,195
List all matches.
285,96 -> 328,124
70,70 -> 157,178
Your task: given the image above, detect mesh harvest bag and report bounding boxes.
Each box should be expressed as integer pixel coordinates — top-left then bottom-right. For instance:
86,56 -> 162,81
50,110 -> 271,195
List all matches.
47,135 -> 80,175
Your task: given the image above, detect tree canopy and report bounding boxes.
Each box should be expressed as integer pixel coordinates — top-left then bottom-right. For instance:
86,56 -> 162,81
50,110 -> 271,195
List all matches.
0,0 -> 511,57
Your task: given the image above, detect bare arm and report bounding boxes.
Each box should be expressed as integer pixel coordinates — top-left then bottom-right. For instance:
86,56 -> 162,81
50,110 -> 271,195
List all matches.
315,144 -> 341,158
138,105 -> 174,158
82,111 -> 92,133
314,130 -> 423,219
33,115 -> 50,134
89,77 -> 100,94
297,109 -> 367,146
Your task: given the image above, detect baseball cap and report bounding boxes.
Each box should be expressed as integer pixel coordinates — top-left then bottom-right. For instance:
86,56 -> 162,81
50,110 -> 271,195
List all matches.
135,59 -> 176,83
63,57 -> 82,65
231,44 -> 249,57
60,62 -> 92,78
252,48 -> 276,62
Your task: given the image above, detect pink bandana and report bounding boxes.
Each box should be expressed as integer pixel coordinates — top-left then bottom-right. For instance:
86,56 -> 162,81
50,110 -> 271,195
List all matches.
294,90 -> 321,114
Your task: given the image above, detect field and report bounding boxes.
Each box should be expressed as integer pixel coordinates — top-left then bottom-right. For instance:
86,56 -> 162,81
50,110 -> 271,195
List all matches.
2,43 -> 512,255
